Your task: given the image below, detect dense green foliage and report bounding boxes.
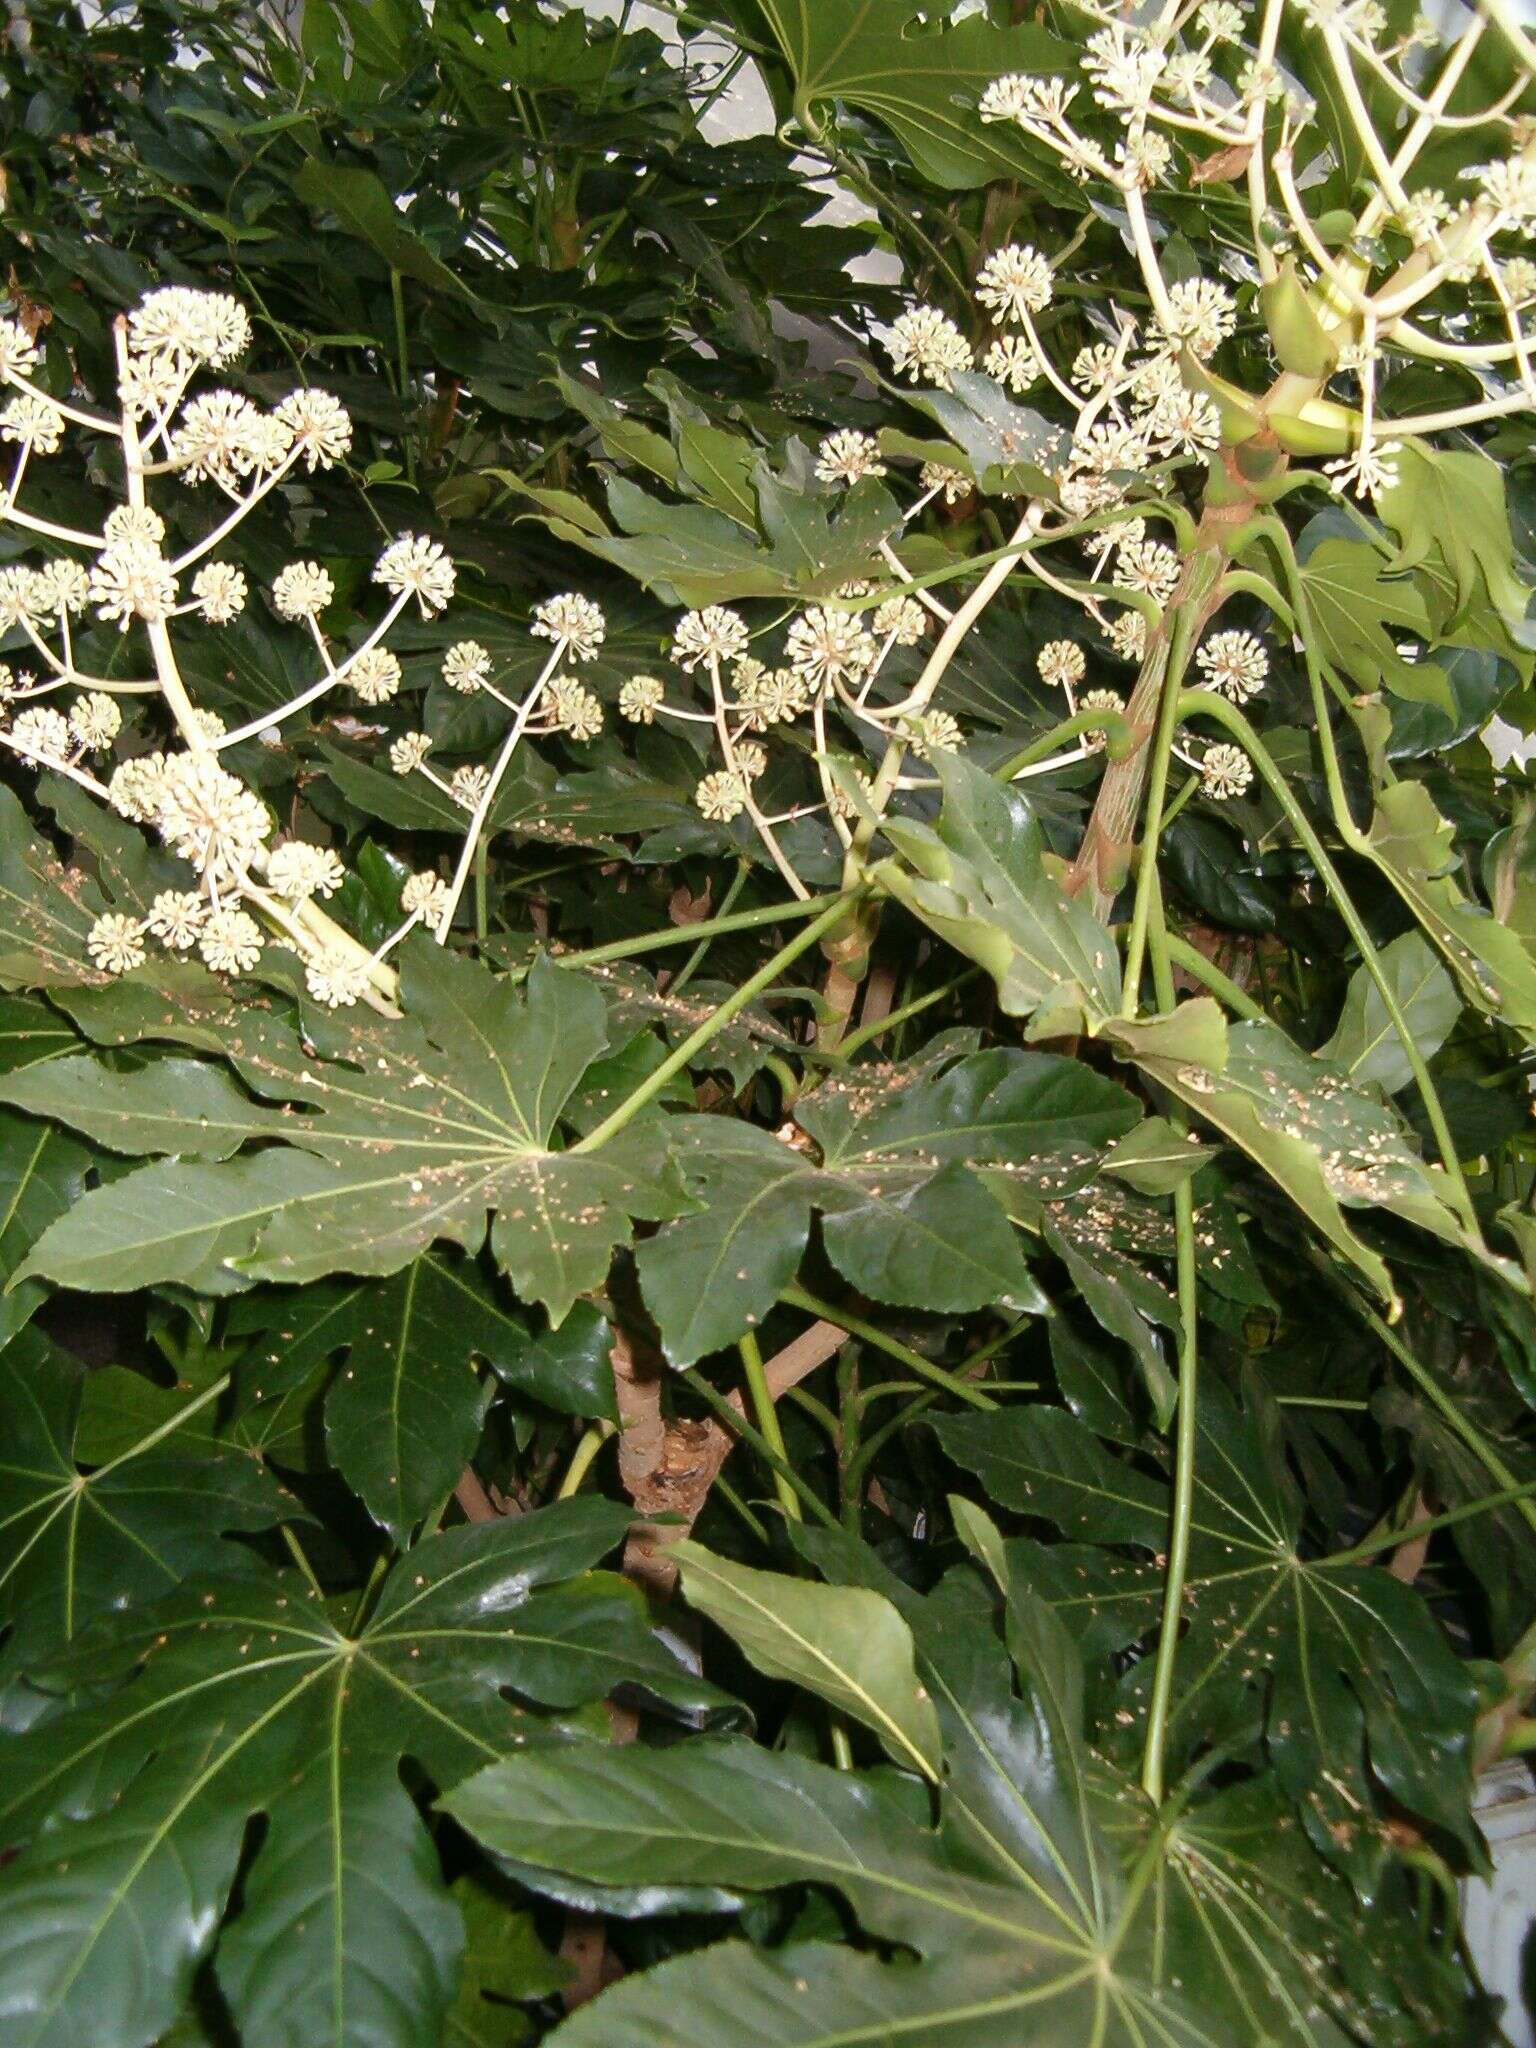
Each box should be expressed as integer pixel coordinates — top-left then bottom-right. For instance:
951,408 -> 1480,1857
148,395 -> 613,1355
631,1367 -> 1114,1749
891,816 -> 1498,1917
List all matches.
0,1 -> 1535,2044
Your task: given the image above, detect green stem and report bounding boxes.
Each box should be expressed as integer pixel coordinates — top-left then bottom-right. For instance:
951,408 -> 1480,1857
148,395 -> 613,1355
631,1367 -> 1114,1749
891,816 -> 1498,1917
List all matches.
556,1420 -> 615,1499
1327,1476 -> 1536,1568
473,833 -> 489,946
993,706 -> 1137,781
1179,690 -> 1482,1235
390,269 -> 415,486
1161,933 -> 1267,1023
669,860 -> 749,997
574,894 -> 861,1153
280,1524 -> 326,1600
552,890 -> 847,973
685,1372 -> 839,1528
830,967 -> 981,1061
1122,604 -> 1200,1018
740,1332 -> 802,1524
1158,772 -> 1200,835
780,1283 -> 997,1411
1140,878 -> 1200,1807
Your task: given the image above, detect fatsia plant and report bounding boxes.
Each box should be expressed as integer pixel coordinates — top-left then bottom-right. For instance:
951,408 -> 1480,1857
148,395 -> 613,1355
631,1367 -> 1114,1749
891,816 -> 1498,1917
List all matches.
0,0 -> 1533,2045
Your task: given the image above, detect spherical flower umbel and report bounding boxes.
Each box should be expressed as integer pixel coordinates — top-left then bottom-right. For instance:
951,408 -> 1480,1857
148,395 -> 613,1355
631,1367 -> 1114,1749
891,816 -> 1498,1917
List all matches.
872,596 -> 927,646
0,317 -> 41,379
1196,630 -> 1269,704
0,396 -> 64,456
1114,536 -> 1182,605
109,754 -> 170,824
1080,687 -> 1127,750
8,707 -> 72,765
144,891 -> 206,950
885,306 -> 974,390
306,948 -> 368,1010
1147,278 -> 1238,361
272,561 -> 334,623
33,561 -> 91,616
1105,611 -> 1148,663
375,534 -> 455,616
105,506 -> 166,551
815,430 -> 886,486
547,677 -> 604,742
1201,741 -> 1254,801
191,563 -> 247,625
785,606 -> 878,692
199,907 -> 264,976
171,391 -> 271,485
695,769 -> 748,823
70,693 -> 122,751
920,462 -> 972,505
450,765 -> 491,811
87,913 -> 146,976
619,674 -> 666,723
348,647 -> 403,706
975,244 -> 1053,323
267,841 -> 345,903
671,606 -> 749,672
983,335 -> 1038,395
1038,640 -> 1087,690
127,286 -> 251,369
402,871 -> 451,921
531,592 -> 606,661
905,709 -> 963,758
89,543 -> 179,630
274,389 -> 352,470
156,752 -> 271,886
390,732 -> 432,776
442,641 -> 491,694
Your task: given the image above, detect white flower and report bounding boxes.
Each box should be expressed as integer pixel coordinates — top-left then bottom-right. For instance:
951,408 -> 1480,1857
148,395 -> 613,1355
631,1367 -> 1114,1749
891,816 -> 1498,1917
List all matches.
1325,442 -> 1401,504
108,754 -> 170,823
267,840 -> 345,902
10,707 -> 72,764
390,732 -> 432,775
885,306 -> 974,389
70,693 -> 122,750
157,752 -> 271,884
671,605 -> 749,671
1201,741 -> 1253,800
873,596 -> 927,645
547,676 -> 603,741
734,741 -> 768,780
1072,419 -> 1152,477
128,287 -> 250,368
1163,50 -> 1214,101
1038,639 -> 1087,689
1501,257 -> 1536,306
1118,131 -> 1173,191
1080,687 -> 1127,749
0,396 -> 64,455
1197,1 -> 1245,39
1398,188 -> 1451,242
619,674 -> 666,723
1468,156 -> 1536,224
375,534 -> 455,616
145,890 -> 206,949
531,591 -> 605,660
785,606 -> 877,691
1147,384 -> 1222,457
171,391 -> 270,485
87,913 -> 146,976
191,709 -> 227,743
695,769 -> 747,822
274,389 -> 352,470
1105,611 -> 1148,663
815,429 -> 887,486
442,640 -> 491,694
904,709 -> 963,758
1196,629 -> 1269,703
305,948 -> 368,1008
975,244 -> 1053,322
1114,536 -> 1182,604
0,317 -> 41,378
978,74 -> 1079,127
191,563 -> 247,624
349,647 -> 403,705
450,764 -> 491,810
1082,25 -> 1166,115
920,462 -> 972,504
272,561 -> 334,622
33,560 -> 90,615
104,506 -> 165,550
401,871 -> 450,920
1072,343 -> 1125,392
736,665 -> 807,727
200,907 -> 264,975
983,335 -> 1038,394
1148,278 -> 1237,360
89,544 -> 179,630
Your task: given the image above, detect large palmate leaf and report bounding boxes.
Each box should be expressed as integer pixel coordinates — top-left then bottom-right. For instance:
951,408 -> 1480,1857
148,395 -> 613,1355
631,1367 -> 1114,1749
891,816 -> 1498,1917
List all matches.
899,371 -> 1066,497
10,948 -> 688,1323
637,1040 -> 1134,1360
0,1499 -> 726,2048
1102,1002 -> 1500,1304
742,0 -> 1075,188
1318,931 -> 1461,1095
0,1328 -> 295,1680
935,1380 -> 1482,1892
871,752 -> 1122,1033
1376,442 -> 1535,667
1364,780 -> 1536,1040
448,1532 -> 1436,2047
223,1259 -> 617,1541
1296,534 -> 1447,708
